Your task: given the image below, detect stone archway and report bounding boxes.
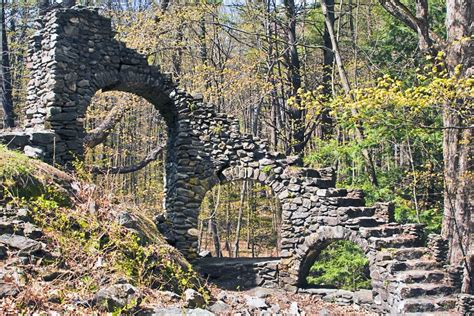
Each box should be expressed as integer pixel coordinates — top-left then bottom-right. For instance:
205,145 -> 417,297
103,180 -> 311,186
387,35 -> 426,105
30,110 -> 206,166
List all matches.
25,7 -> 176,164
198,165 -> 284,256
295,226 -> 371,288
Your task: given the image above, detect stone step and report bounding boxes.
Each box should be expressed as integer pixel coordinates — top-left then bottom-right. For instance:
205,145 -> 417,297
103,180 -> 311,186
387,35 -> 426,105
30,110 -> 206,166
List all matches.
399,296 -> 457,313
346,217 -> 386,227
315,188 -> 348,197
337,207 -> 376,218
359,224 -> 405,238
304,178 -> 335,189
334,197 -> 365,207
369,235 -> 423,250
392,247 -> 431,261
387,259 -> 442,272
376,247 -> 432,262
393,270 -> 447,284
396,283 -> 456,299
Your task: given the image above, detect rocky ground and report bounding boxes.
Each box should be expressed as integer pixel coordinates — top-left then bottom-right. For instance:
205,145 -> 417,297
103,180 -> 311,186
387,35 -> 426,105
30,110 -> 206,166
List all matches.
137,286 -> 373,315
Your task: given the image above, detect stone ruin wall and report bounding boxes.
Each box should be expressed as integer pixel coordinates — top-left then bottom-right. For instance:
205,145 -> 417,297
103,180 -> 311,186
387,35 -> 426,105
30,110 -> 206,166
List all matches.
0,6 -> 471,314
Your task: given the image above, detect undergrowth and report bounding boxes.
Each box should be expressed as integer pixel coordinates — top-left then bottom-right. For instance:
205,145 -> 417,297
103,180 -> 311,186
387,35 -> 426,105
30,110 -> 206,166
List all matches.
0,146 -> 209,311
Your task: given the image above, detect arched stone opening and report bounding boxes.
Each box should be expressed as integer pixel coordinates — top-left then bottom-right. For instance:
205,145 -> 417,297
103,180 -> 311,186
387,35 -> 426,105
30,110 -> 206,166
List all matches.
197,179 -> 282,258
300,240 -> 371,290
84,90 -> 168,207
192,165 -> 285,290
295,227 -> 371,289
25,7 -> 177,165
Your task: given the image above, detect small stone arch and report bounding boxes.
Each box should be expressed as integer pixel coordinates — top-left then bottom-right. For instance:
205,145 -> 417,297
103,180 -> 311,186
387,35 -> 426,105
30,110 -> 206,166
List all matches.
294,226 -> 371,288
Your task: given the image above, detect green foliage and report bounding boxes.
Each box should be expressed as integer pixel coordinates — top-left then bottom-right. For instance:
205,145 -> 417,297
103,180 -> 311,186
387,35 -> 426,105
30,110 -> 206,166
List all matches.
0,146 -> 71,207
261,165 -> 272,174
307,241 -> 371,291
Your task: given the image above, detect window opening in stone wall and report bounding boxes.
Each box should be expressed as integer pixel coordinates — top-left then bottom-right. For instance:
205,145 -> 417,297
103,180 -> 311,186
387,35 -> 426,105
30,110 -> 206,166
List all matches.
197,180 -> 282,259
85,90 -> 168,210
304,240 -> 371,291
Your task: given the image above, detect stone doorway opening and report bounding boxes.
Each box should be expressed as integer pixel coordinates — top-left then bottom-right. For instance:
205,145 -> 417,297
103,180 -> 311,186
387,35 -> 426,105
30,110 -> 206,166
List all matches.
84,90 -> 168,209
195,180 -> 282,290
298,239 -> 373,307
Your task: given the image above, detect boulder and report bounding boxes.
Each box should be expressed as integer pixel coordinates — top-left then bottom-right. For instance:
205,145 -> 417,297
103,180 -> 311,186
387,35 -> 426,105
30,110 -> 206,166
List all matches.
208,300 -> 231,314
92,283 -> 141,312
245,296 -> 268,310
184,288 -> 206,308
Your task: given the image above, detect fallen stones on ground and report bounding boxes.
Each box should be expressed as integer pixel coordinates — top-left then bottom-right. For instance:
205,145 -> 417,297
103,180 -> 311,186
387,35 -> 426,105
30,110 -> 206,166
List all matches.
252,287 -> 275,298
156,290 -> 180,302
144,307 -> 214,316
0,282 -> 19,298
288,301 -> 302,315
184,288 -> 206,308
245,296 -> 268,310
92,283 -> 141,312
208,300 -> 231,314
0,234 -> 42,255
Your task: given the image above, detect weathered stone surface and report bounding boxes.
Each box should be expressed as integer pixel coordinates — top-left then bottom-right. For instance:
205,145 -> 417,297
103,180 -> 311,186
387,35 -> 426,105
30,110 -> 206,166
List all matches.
184,288 -> 206,308
0,234 -> 42,254
147,308 -> 214,316
208,300 -> 231,314
0,282 -> 19,298
245,296 -> 268,310
92,283 -> 141,312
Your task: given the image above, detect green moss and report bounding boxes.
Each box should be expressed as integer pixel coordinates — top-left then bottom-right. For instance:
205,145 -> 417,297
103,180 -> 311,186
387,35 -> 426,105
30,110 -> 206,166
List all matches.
261,165 -> 272,174
0,146 -> 70,206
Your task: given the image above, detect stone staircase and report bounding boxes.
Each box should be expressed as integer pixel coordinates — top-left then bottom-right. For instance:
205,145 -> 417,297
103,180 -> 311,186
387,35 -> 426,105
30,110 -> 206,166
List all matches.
278,169 -> 468,314
318,186 -> 463,313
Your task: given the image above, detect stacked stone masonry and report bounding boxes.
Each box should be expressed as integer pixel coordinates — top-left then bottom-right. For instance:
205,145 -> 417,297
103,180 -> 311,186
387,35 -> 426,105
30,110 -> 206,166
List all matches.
0,6 -> 471,314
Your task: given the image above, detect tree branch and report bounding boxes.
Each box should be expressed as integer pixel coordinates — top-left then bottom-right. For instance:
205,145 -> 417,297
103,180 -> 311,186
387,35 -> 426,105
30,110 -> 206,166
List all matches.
84,102 -> 129,148
378,0 -> 445,49
90,142 -> 166,175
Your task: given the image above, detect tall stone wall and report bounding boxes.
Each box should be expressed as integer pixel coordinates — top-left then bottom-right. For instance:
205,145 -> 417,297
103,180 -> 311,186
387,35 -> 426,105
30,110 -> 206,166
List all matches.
25,6 -> 175,164
1,6 -> 467,314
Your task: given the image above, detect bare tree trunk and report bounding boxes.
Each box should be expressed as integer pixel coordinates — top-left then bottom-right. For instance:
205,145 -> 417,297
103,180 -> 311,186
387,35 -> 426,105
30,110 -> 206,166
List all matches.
377,0 -> 472,294
224,192 -> 231,256
319,0 -> 335,140
233,181 -> 246,257
89,142 -> 165,174
210,185 -> 222,257
442,2 -> 472,294
84,97 -> 129,148
0,0 -> 14,128
283,0 -> 304,157
321,0 -> 378,187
